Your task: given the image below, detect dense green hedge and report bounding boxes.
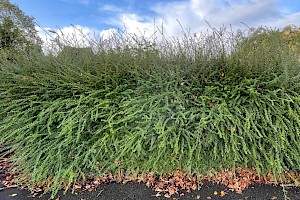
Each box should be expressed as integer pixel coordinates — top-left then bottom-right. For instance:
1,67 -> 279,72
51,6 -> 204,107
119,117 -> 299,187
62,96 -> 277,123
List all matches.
1,26 -> 300,198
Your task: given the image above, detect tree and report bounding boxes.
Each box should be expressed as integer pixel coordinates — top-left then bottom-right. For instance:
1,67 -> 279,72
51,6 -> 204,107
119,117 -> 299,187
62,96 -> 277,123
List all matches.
0,17 -> 24,59
0,0 -> 42,61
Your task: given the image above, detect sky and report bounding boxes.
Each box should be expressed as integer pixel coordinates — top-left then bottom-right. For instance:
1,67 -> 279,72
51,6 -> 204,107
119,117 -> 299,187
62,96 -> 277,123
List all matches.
9,0 -> 300,48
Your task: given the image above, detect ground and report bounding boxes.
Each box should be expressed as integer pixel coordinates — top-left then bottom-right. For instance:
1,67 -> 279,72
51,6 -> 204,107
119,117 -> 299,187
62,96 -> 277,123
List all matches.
1,181 -> 300,200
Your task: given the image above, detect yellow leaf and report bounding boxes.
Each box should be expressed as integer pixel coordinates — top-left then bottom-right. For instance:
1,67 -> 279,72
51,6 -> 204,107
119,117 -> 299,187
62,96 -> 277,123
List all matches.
9,193 -> 18,197
220,190 -> 226,196
213,191 -> 218,195
220,71 -> 225,77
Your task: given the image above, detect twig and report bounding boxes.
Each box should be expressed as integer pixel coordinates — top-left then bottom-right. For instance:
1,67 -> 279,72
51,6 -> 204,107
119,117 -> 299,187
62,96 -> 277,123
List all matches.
96,189 -> 104,197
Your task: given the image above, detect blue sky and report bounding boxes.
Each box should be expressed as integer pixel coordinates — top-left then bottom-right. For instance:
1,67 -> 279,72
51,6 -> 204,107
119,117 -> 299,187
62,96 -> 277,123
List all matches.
9,0 -> 300,45
10,0 -> 171,29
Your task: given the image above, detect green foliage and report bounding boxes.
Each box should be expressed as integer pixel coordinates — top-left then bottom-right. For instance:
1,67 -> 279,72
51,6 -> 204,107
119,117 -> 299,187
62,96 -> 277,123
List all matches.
0,17 -> 25,60
0,25 -> 300,198
228,26 -> 300,82
0,0 -> 42,62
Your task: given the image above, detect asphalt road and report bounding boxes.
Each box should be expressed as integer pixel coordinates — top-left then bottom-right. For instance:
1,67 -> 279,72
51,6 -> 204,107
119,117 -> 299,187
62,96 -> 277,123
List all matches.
1,182 -> 300,200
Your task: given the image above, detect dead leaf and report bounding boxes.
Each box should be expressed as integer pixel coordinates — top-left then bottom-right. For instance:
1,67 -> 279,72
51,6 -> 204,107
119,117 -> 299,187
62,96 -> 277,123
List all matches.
6,175 -> 13,181
220,190 -> 226,196
75,184 -> 82,189
191,183 -> 197,190
190,94 -> 196,100
167,186 -> 177,195
152,192 -> 161,197
9,193 -> 17,197
208,101 -> 215,105
154,187 -> 163,192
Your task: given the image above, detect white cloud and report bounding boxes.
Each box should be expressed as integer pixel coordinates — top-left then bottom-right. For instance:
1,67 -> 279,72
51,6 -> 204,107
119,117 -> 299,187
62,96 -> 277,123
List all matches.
148,0 -> 285,36
37,25 -> 103,54
100,4 -> 123,12
99,28 -> 116,40
50,25 -> 98,46
38,0 -> 300,54
120,14 -> 156,36
104,0 -> 299,37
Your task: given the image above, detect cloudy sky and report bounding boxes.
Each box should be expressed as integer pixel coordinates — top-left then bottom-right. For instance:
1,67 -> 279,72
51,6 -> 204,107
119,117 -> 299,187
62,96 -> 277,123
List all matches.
10,0 -> 300,45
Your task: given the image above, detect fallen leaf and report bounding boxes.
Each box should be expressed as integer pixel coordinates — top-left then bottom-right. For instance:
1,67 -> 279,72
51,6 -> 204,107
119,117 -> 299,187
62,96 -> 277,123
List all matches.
154,188 -> 164,192
9,193 -> 17,197
93,180 -> 100,185
75,184 -> 82,189
191,183 -> 197,190
167,186 -> 177,195
213,191 -> 218,195
153,192 -> 161,197
220,190 -> 226,196
6,175 -> 13,181
227,183 -> 235,189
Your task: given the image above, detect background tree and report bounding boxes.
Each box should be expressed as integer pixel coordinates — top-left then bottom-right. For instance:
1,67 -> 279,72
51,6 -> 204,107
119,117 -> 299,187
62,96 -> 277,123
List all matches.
0,0 -> 42,61
227,25 -> 300,80
0,17 -> 25,60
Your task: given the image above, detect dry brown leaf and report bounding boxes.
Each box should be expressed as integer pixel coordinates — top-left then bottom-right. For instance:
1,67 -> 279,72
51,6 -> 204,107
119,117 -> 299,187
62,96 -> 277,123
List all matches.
167,186 -> 177,195
154,188 -> 164,192
153,192 -> 161,197
75,184 -> 82,189
93,180 -> 100,185
220,190 -> 226,196
191,183 -> 197,190
190,94 -> 196,100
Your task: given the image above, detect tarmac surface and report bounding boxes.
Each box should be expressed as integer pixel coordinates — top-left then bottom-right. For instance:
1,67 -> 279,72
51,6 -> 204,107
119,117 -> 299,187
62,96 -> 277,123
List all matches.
1,182 -> 300,200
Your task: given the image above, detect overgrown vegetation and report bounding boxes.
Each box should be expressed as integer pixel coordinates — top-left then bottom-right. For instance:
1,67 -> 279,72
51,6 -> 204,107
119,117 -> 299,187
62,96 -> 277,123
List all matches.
0,24 -> 300,199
